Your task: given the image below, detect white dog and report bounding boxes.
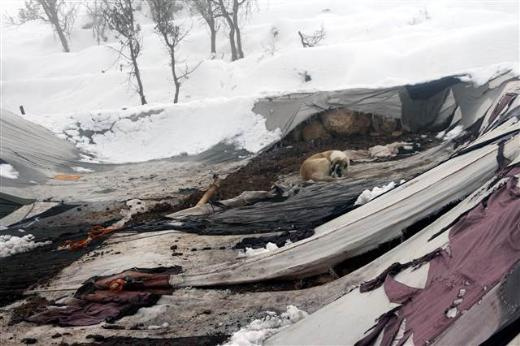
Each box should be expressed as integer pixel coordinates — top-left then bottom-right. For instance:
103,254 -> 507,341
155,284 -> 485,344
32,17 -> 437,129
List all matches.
300,150 -> 350,182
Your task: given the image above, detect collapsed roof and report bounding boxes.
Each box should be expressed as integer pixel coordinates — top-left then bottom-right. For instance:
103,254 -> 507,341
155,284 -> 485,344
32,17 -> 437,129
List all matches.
1,73 -> 519,345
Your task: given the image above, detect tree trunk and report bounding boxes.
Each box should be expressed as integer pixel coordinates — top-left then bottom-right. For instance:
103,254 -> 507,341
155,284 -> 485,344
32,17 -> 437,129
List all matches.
218,0 -> 237,61
37,0 -> 70,53
210,27 -> 217,57
235,25 -> 243,59
207,1 -> 217,57
174,80 -> 180,103
53,19 -> 70,52
170,48 -> 180,104
228,26 -> 237,61
129,42 -> 147,105
232,0 -> 244,59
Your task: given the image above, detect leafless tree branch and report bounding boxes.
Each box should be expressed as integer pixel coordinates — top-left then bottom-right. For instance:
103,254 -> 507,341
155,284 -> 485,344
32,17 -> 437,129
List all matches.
103,0 -> 147,105
148,0 -> 198,103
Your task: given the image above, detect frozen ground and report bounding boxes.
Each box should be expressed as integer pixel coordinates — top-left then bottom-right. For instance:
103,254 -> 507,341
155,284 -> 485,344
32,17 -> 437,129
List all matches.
1,0 -> 518,163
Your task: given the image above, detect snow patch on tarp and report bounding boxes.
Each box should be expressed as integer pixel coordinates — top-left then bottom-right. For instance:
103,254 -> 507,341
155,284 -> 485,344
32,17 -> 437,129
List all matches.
222,305 -> 308,346
436,125 -> 464,141
355,181 -> 403,206
71,166 -> 94,173
238,241 -> 292,258
0,234 -> 51,258
0,164 -> 20,179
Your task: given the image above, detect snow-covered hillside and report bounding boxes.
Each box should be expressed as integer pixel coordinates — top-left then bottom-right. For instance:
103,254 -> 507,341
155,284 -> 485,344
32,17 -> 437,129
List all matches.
1,0 -> 518,163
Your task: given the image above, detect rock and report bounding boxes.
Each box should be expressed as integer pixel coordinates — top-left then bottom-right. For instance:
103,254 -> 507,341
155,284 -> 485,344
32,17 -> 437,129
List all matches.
301,120 -> 331,141
372,114 -> 399,134
321,109 -> 371,135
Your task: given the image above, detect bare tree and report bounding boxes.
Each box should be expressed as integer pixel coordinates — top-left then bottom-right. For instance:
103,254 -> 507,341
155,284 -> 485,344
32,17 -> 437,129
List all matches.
84,0 -> 109,45
148,0 -> 198,103
103,0 -> 147,105
190,0 -> 219,57
298,25 -> 326,48
18,0 -> 77,52
16,0 -> 42,23
212,0 -> 252,61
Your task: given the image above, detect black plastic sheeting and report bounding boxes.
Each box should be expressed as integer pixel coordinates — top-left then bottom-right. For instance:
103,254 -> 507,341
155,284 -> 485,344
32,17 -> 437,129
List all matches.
165,177 -> 401,235
0,203 -> 122,307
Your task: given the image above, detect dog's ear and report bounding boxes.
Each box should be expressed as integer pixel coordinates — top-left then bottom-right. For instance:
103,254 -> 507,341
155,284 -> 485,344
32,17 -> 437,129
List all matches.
335,164 -> 343,177
329,162 -> 337,176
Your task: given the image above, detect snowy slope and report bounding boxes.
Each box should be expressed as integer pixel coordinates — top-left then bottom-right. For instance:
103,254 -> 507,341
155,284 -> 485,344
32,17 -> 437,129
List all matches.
1,0 -> 518,163
55,97 -> 280,163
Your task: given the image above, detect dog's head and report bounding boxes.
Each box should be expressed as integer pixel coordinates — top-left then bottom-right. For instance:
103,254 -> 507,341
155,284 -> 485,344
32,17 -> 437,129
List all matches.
330,160 -> 349,178
329,151 -> 349,178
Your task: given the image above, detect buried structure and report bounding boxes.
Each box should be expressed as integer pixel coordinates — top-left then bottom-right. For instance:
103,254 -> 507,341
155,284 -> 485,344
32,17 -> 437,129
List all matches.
0,72 -> 519,345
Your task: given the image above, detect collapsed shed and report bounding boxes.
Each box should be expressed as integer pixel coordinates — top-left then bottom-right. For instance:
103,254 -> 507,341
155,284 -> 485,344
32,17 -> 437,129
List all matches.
1,72 -> 519,345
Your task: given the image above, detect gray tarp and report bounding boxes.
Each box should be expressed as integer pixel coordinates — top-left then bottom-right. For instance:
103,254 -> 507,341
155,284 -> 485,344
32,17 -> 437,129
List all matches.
0,192 -> 34,219
254,72 -> 515,137
0,109 -> 81,185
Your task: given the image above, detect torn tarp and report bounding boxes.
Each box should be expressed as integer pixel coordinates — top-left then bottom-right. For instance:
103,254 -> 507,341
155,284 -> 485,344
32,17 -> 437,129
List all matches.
356,167 -> 520,346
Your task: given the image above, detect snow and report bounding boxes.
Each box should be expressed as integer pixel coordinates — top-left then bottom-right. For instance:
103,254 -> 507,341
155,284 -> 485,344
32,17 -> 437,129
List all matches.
238,240 -> 291,258
147,322 -> 169,330
1,0 -> 518,163
0,163 -> 20,179
71,166 -> 94,173
51,97 -> 281,163
222,305 -> 308,346
355,181 -> 397,205
436,125 -> 464,141
446,307 -> 458,318
0,234 -> 52,258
